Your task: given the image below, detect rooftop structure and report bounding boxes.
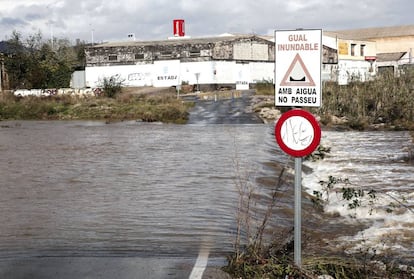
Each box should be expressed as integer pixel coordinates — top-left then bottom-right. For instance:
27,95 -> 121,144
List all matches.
330,25 -> 414,40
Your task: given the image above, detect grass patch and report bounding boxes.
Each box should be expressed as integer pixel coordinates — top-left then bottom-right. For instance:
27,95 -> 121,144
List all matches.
0,91 -> 191,123
255,79 -> 275,95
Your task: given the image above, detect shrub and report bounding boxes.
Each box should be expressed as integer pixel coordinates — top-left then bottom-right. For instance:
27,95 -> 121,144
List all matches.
99,75 -> 125,98
255,79 -> 275,95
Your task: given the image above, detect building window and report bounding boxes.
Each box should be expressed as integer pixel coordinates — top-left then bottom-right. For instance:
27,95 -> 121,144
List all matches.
108,55 -> 118,61
135,53 -> 144,60
190,49 -> 200,57
360,44 -> 365,56
351,44 -> 356,56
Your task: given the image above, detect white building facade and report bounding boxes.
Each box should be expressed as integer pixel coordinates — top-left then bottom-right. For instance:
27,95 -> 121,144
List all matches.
82,26 -> 414,89
84,35 -> 275,90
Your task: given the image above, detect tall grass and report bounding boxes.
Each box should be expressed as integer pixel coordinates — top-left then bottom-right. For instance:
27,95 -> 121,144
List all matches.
0,91 -> 191,123
255,79 -> 275,95
253,68 -> 414,129
316,69 -> 414,130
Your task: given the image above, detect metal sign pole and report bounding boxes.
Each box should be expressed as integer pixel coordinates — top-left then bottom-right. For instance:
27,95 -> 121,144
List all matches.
294,157 -> 302,267
274,109 -> 321,268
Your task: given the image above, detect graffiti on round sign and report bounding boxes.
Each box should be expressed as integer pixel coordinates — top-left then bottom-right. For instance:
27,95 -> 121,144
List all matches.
280,116 -> 314,150
274,109 -> 321,157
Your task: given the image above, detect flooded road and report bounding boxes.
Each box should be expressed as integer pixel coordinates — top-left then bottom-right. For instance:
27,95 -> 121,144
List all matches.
0,114 -> 413,277
0,121 -> 273,260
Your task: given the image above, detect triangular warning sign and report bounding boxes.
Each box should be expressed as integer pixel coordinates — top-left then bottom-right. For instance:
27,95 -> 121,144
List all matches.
280,53 -> 315,86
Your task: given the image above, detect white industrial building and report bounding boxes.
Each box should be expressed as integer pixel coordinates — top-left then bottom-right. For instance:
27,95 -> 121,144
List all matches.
84,34 -> 276,90
325,25 -> 414,83
81,24 -> 414,89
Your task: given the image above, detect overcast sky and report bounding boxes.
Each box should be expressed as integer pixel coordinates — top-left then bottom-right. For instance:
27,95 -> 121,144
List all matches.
1,0 -> 413,44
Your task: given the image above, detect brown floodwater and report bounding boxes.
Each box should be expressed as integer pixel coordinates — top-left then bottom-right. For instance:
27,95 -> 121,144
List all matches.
0,121 -> 412,265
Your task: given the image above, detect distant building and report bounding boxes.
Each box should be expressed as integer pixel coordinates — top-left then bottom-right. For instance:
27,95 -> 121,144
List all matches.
85,35 -> 275,90
83,25 -> 414,89
376,52 -> 412,76
329,25 -> 414,82
332,25 -> 414,54
323,32 -> 377,84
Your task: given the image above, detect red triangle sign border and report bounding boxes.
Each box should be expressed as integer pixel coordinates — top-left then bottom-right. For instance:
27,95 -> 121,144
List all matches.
280,53 -> 315,86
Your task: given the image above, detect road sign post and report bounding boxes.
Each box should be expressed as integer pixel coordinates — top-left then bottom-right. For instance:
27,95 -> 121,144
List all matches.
274,109 -> 321,267
274,28 -> 322,267
294,157 -> 302,266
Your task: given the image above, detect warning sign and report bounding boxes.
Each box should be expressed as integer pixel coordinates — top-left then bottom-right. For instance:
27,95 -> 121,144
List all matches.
275,29 -> 322,107
280,53 -> 315,86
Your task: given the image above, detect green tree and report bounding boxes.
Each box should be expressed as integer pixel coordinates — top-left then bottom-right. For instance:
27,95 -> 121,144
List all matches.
4,31 -> 30,88
3,30 -> 83,89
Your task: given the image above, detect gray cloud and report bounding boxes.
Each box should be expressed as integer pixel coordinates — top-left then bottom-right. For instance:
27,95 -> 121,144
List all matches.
0,0 -> 413,44
0,17 -> 27,27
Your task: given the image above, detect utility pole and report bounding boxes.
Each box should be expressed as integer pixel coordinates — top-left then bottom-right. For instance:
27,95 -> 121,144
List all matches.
0,54 -> 3,93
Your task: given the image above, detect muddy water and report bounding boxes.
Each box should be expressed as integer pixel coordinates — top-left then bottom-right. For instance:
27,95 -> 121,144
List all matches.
0,121 -> 412,265
0,121 -> 277,259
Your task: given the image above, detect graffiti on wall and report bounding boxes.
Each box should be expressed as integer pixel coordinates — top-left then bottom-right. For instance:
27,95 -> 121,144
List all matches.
128,72 -> 151,81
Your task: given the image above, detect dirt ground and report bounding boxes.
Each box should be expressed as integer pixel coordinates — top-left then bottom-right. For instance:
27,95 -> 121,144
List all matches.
121,86 -> 177,96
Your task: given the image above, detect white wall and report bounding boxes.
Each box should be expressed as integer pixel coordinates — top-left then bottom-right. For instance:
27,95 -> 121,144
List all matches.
337,60 -> 374,85
322,35 -> 337,50
235,63 -> 250,90
180,61 -> 220,84
249,62 -> 274,82
124,64 -> 153,87
85,64 -> 153,87
153,60 -> 181,87
86,59 -> 380,88
85,60 -> 275,88
70,71 -> 86,89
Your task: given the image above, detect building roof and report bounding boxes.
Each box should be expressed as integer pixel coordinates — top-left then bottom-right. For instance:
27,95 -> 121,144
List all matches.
92,34 -> 271,48
89,25 -> 413,50
376,52 -> 407,62
329,25 -> 414,40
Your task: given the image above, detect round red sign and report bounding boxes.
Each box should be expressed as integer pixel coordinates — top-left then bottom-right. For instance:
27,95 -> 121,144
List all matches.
274,109 -> 321,157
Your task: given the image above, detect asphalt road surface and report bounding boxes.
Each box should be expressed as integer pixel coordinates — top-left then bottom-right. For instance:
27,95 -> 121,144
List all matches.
187,91 -> 263,124
0,257 -> 232,279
